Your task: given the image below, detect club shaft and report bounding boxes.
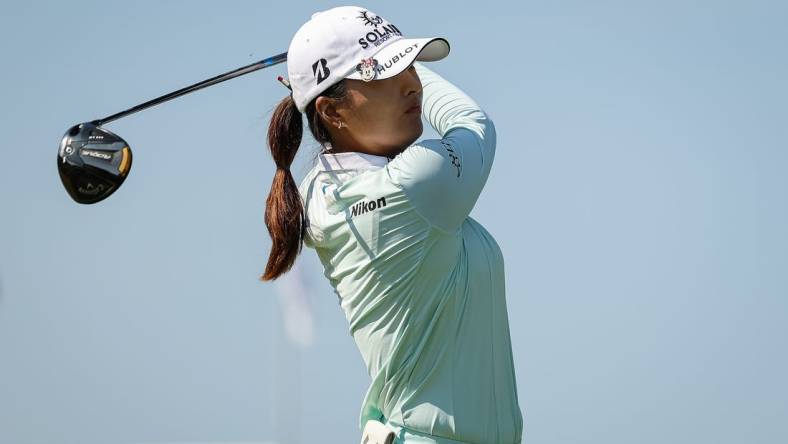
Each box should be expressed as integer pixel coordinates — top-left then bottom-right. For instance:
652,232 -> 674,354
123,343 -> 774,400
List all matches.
93,51 -> 288,126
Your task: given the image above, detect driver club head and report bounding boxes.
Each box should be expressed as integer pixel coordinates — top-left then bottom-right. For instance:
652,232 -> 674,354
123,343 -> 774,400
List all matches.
57,122 -> 133,204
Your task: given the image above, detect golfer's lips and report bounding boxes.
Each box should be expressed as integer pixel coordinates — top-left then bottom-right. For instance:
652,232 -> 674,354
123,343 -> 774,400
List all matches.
405,100 -> 421,114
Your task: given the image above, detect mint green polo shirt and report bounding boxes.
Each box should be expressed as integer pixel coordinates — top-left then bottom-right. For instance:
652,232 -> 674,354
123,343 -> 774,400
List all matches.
298,62 -> 523,443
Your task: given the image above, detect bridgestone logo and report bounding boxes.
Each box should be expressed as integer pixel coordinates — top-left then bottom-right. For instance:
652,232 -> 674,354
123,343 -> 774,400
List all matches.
351,196 -> 387,218
312,58 -> 330,85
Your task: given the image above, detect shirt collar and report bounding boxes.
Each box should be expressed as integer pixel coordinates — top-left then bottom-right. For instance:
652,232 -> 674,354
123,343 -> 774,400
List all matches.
316,149 -> 391,172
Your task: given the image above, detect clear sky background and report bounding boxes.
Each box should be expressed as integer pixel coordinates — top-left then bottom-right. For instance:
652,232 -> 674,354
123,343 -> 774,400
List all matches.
1,1 -> 786,443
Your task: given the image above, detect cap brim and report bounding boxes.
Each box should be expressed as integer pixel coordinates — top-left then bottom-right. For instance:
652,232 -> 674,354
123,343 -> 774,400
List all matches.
344,37 -> 450,81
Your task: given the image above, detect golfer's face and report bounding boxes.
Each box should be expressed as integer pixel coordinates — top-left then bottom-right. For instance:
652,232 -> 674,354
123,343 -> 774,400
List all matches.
344,64 -> 423,156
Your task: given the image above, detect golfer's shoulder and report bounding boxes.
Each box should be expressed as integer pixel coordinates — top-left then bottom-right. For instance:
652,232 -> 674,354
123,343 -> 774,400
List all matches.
387,134 -> 474,192
297,162 -> 323,203
297,165 -> 327,247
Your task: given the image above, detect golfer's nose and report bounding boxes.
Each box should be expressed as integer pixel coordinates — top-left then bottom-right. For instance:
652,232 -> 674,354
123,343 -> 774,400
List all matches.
400,64 -> 422,96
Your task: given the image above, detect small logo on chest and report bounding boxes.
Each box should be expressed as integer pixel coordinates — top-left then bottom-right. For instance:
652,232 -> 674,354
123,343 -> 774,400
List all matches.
351,196 -> 387,218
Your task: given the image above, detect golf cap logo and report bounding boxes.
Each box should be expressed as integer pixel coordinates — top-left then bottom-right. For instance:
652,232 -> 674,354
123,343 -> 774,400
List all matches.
356,58 -> 379,81
358,10 -> 384,27
374,43 -> 420,76
356,9 -> 402,49
312,58 -> 330,85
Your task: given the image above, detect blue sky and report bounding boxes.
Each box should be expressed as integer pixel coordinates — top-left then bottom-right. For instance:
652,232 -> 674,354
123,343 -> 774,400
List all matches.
1,1 -> 786,443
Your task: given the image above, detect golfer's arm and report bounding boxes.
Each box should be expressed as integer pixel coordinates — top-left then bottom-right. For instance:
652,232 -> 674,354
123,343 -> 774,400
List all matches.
387,62 -> 496,233
414,61 -> 496,148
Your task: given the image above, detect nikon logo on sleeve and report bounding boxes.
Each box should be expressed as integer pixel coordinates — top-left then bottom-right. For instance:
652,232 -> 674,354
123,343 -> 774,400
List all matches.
350,196 -> 388,218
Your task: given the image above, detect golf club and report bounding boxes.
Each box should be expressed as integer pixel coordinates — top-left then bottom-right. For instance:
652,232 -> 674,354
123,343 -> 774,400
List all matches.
58,51 -> 288,204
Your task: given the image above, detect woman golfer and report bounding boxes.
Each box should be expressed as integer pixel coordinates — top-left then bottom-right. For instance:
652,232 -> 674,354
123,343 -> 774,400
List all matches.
262,6 -> 523,444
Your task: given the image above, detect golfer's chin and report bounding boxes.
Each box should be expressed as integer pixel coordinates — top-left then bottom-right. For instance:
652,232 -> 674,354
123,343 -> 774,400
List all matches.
387,121 -> 423,157
400,118 -> 424,151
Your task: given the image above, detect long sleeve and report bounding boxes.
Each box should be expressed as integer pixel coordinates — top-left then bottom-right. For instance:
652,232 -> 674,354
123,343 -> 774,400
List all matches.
297,61 -> 521,443
387,61 -> 497,233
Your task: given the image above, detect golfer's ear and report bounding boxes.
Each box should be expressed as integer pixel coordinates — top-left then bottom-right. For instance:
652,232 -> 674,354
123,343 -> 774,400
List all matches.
315,96 -> 342,128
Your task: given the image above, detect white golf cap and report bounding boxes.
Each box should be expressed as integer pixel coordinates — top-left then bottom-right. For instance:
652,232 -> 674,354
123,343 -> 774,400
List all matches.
286,6 -> 450,113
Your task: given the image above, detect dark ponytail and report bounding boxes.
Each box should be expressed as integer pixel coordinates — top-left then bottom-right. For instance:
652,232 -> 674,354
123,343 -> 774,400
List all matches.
260,81 -> 348,281
260,94 -> 305,281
